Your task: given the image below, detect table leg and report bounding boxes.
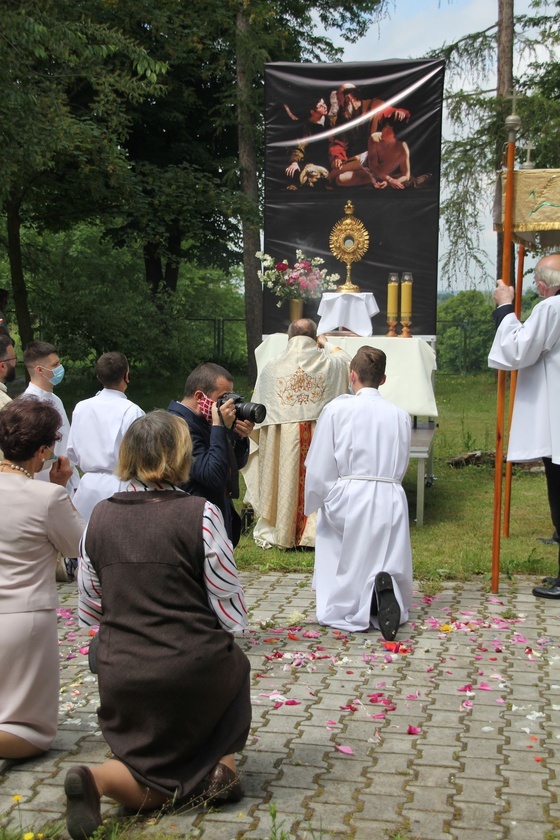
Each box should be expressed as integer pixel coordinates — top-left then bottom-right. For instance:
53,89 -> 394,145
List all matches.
416,457 -> 426,526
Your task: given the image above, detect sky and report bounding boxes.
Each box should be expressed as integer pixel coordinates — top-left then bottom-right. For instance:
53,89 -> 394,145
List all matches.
326,0 -> 540,288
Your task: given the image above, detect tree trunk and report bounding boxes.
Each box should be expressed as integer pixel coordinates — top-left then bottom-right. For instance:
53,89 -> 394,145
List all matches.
496,0 -> 515,285
163,229 -> 182,293
5,197 -> 34,349
143,241 -> 164,296
236,6 -> 262,388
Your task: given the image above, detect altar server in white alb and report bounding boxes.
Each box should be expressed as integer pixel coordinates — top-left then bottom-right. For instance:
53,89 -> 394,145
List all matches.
488,253 -> 560,599
304,346 -> 413,639
67,352 -> 144,522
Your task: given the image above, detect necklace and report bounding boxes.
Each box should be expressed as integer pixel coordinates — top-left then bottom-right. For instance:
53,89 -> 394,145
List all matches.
0,460 -> 33,480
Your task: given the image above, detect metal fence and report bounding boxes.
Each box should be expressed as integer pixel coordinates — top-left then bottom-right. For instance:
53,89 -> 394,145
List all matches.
190,316 -> 494,375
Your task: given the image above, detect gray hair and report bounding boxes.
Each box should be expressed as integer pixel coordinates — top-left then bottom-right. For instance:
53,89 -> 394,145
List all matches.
535,264 -> 560,289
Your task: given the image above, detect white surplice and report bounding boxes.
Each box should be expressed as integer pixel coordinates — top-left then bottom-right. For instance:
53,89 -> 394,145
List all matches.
488,295 -> 560,464
67,389 -> 144,521
304,387 -> 413,632
23,383 -> 80,495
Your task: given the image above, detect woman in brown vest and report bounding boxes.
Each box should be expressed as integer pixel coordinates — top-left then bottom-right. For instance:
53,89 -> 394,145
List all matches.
65,412 -> 251,839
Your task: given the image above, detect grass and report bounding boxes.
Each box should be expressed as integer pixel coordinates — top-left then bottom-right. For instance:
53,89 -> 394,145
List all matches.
236,371 -> 558,585
18,367 -> 555,585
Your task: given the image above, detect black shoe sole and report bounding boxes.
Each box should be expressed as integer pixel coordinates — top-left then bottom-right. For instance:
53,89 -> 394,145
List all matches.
65,768 -> 102,840
375,572 -> 401,641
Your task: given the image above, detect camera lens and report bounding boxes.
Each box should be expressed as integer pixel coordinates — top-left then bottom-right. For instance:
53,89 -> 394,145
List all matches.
238,402 -> 267,424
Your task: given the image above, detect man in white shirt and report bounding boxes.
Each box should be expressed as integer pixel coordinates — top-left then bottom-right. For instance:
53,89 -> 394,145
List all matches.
488,253 -> 560,599
305,346 -> 413,640
68,352 -> 144,522
23,340 -> 80,495
0,336 -> 17,410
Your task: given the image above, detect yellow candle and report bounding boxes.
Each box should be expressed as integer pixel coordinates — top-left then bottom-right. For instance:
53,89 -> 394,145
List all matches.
401,278 -> 413,321
387,280 -> 399,321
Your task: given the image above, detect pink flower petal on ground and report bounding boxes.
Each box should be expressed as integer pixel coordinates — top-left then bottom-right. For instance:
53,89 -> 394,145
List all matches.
78,646 -> 89,655
326,719 -> 337,725
407,725 -> 422,735
478,683 -> 492,691
335,745 -> 354,755
284,699 -> 301,706
302,629 -> 321,638
273,701 -> 283,709
496,697 -> 506,704
461,699 -> 474,710
458,684 -> 473,692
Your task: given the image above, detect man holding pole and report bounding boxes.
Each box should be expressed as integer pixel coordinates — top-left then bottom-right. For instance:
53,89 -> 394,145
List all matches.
488,253 -> 560,598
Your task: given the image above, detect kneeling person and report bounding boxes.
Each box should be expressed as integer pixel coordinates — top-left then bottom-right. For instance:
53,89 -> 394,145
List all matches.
304,346 -> 413,639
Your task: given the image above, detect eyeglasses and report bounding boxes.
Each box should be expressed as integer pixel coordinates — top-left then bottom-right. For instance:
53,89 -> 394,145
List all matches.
0,356 -> 16,364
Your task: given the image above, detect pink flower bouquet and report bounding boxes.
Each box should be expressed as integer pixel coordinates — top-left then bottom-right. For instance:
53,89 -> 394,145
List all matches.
256,249 -> 339,306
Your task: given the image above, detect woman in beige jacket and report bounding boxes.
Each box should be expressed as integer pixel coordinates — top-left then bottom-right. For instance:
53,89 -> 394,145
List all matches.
0,397 -> 84,765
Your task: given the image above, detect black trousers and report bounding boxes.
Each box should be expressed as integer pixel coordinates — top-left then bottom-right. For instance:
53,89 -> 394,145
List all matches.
543,458 -> 560,533
542,458 -> 560,575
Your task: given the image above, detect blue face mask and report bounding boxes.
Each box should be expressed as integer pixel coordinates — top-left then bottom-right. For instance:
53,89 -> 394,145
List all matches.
49,364 -> 65,386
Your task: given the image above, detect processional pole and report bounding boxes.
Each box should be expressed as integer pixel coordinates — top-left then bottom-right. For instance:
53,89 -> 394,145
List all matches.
502,243 -> 526,537
491,103 -> 521,593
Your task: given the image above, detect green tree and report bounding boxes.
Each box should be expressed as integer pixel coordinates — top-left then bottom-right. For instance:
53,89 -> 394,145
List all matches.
0,0 -> 164,348
429,0 -> 560,287
437,290 -> 495,373
2,222 -> 247,370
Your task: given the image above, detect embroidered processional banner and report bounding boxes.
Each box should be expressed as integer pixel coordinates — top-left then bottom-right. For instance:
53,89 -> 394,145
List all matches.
263,59 -> 445,336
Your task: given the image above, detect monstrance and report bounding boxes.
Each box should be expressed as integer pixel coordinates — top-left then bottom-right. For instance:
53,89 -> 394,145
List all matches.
329,200 -> 370,293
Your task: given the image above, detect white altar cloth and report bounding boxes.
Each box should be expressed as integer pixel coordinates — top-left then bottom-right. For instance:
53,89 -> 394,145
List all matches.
256,335 -> 438,418
317,292 -> 379,336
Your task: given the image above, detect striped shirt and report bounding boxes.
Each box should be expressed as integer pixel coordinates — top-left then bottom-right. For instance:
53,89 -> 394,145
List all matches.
77,486 -> 247,633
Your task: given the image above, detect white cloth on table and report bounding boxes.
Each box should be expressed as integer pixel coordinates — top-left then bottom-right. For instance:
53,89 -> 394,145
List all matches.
67,388 -> 145,521
78,482 -> 247,633
304,387 -> 413,633
488,295 -> 560,464
317,292 -> 379,336
23,382 -> 80,495
243,335 -> 350,548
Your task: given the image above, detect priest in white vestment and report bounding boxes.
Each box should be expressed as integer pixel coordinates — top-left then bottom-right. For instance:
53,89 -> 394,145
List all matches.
243,318 -> 350,549
305,346 -> 413,638
488,253 -> 560,598
67,352 -> 144,522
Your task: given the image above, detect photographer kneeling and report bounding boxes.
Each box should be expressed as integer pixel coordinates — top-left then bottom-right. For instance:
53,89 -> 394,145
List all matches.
168,363 -> 261,546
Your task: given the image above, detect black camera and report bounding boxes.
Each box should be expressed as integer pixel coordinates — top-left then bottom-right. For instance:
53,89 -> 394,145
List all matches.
216,392 -> 267,424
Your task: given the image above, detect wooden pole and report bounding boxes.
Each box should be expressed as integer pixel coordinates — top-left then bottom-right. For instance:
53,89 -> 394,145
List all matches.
503,243 -> 525,537
491,111 -> 520,593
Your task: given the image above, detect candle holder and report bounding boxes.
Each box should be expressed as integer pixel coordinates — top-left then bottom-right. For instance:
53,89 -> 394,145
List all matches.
386,272 -> 399,336
400,272 -> 413,337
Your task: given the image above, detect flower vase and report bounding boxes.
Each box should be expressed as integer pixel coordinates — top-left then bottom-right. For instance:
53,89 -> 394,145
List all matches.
289,299 -> 304,321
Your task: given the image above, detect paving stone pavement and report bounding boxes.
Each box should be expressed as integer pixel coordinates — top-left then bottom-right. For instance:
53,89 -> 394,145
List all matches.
2,574 -> 560,840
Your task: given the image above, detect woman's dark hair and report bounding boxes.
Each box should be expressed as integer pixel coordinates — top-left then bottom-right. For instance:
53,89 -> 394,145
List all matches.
0,396 -> 61,461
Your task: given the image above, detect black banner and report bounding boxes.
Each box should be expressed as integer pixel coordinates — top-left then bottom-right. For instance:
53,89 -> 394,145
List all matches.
263,59 -> 445,335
